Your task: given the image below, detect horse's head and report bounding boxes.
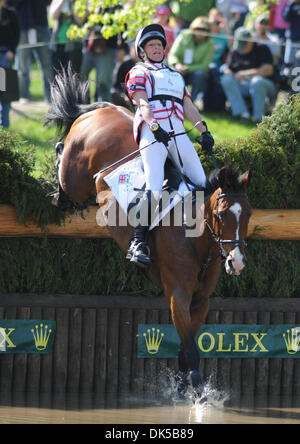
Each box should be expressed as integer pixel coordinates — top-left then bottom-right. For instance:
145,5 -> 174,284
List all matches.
208,164 -> 252,275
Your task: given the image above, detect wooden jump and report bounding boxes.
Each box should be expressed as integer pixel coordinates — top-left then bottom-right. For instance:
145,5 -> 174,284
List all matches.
0,204 -> 299,240
1,293 -> 300,396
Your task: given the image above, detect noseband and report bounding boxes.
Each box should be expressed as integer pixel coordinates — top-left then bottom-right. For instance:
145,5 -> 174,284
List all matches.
206,192 -> 248,260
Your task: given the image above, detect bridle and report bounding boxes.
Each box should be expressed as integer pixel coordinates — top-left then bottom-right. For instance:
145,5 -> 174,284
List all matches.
205,191 -> 248,260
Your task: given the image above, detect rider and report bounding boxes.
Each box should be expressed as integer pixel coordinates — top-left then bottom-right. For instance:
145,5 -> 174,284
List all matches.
125,23 -> 215,268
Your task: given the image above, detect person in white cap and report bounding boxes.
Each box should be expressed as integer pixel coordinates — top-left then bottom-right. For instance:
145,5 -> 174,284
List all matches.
125,23 -> 214,267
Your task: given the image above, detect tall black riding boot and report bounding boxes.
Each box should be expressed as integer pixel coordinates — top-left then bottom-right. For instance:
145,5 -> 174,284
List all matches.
126,191 -> 154,268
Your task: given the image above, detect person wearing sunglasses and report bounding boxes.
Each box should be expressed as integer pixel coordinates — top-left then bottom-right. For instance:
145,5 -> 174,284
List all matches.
208,8 -> 232,68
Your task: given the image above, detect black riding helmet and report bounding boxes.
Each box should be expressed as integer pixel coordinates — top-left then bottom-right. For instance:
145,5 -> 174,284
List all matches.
135,24 -> 167,60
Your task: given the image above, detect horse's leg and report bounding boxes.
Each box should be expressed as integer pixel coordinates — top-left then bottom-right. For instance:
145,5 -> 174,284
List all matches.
169,289 -> 203,398
175,343 -> 192,400
188,260 -> 222,392
190,260 -> 221,336
172,260 -> 222,397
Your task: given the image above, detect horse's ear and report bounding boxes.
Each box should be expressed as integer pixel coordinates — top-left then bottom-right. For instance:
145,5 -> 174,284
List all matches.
217,166 -> 228,189
239,170 -> 252,191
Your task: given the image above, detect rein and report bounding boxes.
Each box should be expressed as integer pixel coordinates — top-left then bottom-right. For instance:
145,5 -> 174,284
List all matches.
184,191 -> 248,278
93,121 -> 202,181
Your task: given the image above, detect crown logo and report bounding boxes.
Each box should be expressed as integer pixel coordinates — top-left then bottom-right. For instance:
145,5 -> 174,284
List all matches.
143,328 -> 164,355
31,324 -> 52,351
283,328 -> 300,354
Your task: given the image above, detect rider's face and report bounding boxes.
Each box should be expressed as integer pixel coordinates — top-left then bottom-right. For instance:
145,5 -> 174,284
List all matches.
143,39 -> 164,62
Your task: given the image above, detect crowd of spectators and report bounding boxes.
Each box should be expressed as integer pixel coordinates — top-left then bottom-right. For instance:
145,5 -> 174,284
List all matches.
0,0 -> 299,128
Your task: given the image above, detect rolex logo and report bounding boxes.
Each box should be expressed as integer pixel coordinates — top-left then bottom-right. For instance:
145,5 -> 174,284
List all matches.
283,328 -> 300,354
143,328 -> 164,355
31,324 -> 52,351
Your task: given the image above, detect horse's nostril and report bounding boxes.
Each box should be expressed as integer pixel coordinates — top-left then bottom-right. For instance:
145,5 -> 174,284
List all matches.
228,259 -> 235,273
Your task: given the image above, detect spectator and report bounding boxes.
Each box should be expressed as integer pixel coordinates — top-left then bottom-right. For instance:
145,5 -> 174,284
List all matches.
11,0 -> 53,104
49,0 -> 83,74
0,0 -> 19,127
203,8 -> 231,112
80,7 -> 118,102
111,42 -> 139,108
228,0 -> 249,33
282,0 -> 300,67
208,8 -> 232,68
167,0 -> 215,29
269,0 -> 289,40
220,27 -> 277,122
253,13 -> 282,64
154,5 -> 175,57
216,0 -> 231,20
168,17 -> 214,102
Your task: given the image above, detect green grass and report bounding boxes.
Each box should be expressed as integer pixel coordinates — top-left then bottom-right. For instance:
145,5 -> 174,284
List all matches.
186,111 -> 256,143
8,65 -> 256,176
9,108 -> 56,178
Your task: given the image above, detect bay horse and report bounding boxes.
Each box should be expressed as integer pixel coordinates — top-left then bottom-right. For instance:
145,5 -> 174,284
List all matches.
45,67 -> 252,398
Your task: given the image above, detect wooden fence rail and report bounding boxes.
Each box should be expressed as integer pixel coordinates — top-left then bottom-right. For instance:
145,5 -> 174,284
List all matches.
0,205 -> 300,240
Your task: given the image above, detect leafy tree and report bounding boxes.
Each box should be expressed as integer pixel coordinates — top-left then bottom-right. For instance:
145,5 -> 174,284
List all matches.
68,0 -> 281,42
68,0 -> 192,40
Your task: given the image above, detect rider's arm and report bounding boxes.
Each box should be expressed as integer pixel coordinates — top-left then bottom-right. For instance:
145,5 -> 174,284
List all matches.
183,96 -> 207,134
131,90 -> 156,126
132,90 -> 171,146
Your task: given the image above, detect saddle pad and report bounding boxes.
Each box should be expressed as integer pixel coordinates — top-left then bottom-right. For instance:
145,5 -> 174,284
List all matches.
103,156 -> 191,230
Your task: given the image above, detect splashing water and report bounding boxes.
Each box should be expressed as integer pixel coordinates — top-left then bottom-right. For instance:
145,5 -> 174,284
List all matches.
163,369 -> 230,407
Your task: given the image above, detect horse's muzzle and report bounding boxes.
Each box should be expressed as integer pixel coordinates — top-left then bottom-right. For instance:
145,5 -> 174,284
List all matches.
225,250 -> 246,275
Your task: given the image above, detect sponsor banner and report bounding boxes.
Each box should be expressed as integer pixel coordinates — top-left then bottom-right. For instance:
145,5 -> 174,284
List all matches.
138,324 -> 300,359
0,320 -> 55,354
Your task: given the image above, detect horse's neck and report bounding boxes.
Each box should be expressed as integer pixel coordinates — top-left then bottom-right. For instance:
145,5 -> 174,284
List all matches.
188,190 -> 220,266
204,188 -> 220,224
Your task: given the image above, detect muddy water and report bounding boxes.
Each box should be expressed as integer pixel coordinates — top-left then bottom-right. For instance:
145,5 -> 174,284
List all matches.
0,389 -> 300,424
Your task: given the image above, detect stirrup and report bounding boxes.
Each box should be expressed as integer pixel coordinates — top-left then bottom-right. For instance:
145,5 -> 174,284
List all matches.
126,240 -> 152,268
46,189 -> 60,207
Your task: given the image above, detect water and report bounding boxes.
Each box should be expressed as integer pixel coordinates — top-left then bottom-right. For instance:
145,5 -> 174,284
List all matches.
0,381 -> 300,424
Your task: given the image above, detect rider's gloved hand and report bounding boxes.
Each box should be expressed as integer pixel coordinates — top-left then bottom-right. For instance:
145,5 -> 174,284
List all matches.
195,121 -> 214,155
149,119 -> 171,147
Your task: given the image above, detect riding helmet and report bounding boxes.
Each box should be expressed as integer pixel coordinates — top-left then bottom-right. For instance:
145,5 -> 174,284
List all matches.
135,24 -> 167,59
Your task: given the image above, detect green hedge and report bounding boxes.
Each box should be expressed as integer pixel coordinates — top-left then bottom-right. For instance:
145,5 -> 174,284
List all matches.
0,95 -> 299,298
198,94 -> 300,209
0,131 -> 65,228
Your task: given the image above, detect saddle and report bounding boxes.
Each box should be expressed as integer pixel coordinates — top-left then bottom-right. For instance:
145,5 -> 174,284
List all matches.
163,158 -> 199,193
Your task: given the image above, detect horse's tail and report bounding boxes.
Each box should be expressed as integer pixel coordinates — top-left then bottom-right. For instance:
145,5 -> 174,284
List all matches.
44,63 -> 109,140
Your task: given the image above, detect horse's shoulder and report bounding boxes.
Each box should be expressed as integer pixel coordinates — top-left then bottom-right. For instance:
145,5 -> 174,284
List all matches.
115,105 -> 134,119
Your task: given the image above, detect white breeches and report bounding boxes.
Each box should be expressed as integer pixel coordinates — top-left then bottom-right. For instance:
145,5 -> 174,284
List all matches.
139,115 -> 207,192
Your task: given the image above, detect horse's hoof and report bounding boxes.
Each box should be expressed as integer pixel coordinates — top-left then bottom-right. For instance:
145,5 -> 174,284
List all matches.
173,389 -> 187,402
174,371 -> 189,401
189,370 -> 204,391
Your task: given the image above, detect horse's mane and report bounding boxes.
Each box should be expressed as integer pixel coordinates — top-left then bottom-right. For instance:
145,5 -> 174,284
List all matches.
44,63 -> 112,140
208,163 -> 243,193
